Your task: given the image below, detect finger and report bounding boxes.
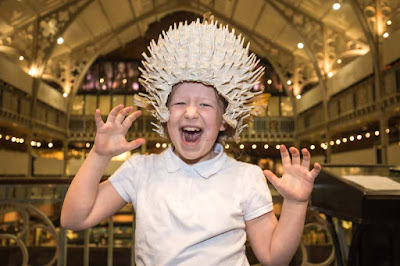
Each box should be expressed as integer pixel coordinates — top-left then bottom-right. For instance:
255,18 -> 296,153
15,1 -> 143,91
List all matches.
263,170 -> 280,189
289,147 -> 300,165
94,109 -> 105,128
127,138 -> 146,150
279,145 -> 291,168
122,110 -> 142,128
301,148 -> 311,169
106,104 -> 124,123
310,163 -> 322,179
115,107 -> 134,124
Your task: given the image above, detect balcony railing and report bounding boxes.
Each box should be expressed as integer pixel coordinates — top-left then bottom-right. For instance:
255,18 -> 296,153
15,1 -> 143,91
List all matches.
0,177 -> 336,266
68,115 -> 296,143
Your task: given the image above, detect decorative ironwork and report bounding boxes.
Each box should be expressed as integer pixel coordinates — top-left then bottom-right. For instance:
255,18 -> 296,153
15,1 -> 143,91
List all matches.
0,202 -> 62,266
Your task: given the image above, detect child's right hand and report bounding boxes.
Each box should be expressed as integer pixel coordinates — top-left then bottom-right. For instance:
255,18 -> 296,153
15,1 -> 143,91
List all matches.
92,104 -> 146,158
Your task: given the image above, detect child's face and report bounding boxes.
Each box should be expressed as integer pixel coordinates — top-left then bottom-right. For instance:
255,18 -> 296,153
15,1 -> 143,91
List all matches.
167,82 -> 226,164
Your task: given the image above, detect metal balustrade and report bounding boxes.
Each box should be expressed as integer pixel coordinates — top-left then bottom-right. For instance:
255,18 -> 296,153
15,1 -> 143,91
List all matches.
0,177 -> 337,266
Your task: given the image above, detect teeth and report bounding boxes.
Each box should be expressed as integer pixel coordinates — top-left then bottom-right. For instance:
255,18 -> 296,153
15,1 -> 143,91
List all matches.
183,127 -> 201,132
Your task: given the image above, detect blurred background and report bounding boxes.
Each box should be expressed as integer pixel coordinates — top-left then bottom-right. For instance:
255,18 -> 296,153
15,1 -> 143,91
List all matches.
0,0 -> 399,265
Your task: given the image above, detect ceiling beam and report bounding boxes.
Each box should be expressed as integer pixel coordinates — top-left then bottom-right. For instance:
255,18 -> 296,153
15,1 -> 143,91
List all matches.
251,1 -> 266,31
127,0 -> 144,37
229,0 -> 239,22
97,0 -> 123,47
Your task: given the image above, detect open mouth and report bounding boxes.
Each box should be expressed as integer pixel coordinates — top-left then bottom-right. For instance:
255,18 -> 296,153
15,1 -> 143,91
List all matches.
181,126 -> 203,143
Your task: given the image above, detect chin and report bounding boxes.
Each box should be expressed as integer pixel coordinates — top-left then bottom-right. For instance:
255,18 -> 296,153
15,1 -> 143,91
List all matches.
176,146 -> 214,164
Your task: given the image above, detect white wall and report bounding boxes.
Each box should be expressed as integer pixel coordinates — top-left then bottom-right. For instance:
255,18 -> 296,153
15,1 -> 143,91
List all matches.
311,155 -> 325,165
34,157 -> 64,175
67,157 -> 124,176
0,55 -> 33,95
388,143 -> 400,165
331,148 -> 376,165
0,150 -> 29,175
37,81 -> 68,112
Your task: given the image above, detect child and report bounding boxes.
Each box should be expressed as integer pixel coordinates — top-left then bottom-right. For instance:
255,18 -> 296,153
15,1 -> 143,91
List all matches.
61,17 -> 321,265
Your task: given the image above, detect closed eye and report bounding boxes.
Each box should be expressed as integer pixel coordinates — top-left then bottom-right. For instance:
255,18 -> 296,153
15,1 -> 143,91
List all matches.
173,102 -> 185,106
200,103 -> 212,107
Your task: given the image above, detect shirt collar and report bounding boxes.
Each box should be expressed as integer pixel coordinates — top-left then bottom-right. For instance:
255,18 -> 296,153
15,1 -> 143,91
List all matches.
164,143 -> 226,179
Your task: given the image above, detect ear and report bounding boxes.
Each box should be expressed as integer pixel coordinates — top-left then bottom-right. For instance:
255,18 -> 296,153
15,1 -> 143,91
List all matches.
219,120 -> 227,131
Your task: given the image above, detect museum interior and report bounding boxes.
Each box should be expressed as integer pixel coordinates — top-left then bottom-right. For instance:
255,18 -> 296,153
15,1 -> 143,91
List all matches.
0,0 -> 399,265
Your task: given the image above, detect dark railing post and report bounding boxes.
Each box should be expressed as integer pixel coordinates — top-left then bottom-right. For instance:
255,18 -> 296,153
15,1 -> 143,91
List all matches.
131,215 -> 136,266
108,217 -> 114,266
58,227 -> 67,266
83,228 -> 90,266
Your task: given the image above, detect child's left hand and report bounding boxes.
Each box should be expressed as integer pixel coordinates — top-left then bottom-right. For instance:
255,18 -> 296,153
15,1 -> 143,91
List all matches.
263,145 -> 321,203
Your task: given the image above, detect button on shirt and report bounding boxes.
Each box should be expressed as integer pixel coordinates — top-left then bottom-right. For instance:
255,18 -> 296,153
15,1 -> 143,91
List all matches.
109,143 -> 273,266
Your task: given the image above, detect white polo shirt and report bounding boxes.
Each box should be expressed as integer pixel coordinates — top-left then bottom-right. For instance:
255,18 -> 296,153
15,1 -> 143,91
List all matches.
109,143 -> 273,266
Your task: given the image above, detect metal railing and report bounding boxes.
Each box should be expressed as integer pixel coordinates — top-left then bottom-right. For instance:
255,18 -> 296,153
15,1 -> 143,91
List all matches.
0,178 -> 336,266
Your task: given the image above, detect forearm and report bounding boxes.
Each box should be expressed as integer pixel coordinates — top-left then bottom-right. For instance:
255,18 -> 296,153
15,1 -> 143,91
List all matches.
268,200 -> 308,265
61,148 -> 112,228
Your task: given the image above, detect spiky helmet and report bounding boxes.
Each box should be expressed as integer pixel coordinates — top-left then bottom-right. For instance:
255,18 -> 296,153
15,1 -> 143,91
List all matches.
135,15 -> 269,142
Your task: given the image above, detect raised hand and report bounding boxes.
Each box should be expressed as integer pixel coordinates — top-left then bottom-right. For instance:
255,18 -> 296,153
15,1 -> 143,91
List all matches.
92,104 -> 146,158
263,145 -> 321,203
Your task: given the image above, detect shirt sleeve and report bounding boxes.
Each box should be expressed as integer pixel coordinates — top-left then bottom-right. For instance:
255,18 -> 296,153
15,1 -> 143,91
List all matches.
242,165 -> 274,221
108,154 -> 144,205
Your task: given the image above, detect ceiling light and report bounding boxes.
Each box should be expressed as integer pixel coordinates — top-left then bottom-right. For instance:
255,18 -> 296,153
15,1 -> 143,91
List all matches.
332,2 -> 341,10
350,136 -> 355,141
239,144 -> 244,149
342,138 -> 347,143
36,142 -> 41,147
57,37 -> 64,44
310,145 -> 315,150
48,142 -> 53,148
11,137 -> 16,142
297,42 -> 304,49
385,128 -> 390,134
63,92 -> 68,98
330,141 -> 335,146
86,142 -> 90,148
287,80 -> 292,85
99,78 -> 105,83
225,144 -> 230,149
276,144 -> 280,149
264,144 -> 269,149
375,130 -> 380,136
123,79 -> 127,84
328,72 -> 333,78
267,79 -> 272,85
386,20 -> 392,26
20,138 -> 24,143
337,58 -> 342,64
383,32 -> 389,38
365,132 -> 371,138
162,143 -> 167,148
28,67 -> 38,76
296,94 -> 301,100
357,134 -> 362,140
252,144 -> 257,149
336,139 -> 341,145
19,55 -> 24,61
156,143 -> 161,148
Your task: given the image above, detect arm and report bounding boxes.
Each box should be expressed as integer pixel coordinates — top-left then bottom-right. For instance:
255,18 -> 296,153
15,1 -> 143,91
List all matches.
246,145 -> 321,266
61,105 -> 145,231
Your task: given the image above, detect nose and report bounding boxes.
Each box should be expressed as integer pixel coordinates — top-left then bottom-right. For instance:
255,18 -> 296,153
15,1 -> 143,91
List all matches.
184,105 -> 199,119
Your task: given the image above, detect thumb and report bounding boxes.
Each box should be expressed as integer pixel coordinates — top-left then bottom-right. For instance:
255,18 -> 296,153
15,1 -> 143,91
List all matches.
127,138 -> 146,151
263,170 -> 280,188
